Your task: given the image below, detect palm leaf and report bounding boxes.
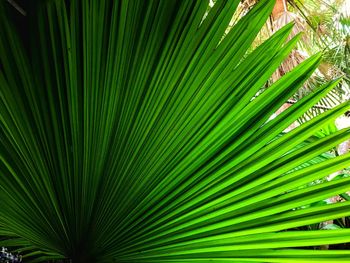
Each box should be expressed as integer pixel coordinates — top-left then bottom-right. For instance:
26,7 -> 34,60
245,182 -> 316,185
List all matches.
1,0 -> 350,262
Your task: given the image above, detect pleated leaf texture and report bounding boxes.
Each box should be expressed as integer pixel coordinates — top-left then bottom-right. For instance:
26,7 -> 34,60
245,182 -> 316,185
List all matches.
1,0 -> 350,262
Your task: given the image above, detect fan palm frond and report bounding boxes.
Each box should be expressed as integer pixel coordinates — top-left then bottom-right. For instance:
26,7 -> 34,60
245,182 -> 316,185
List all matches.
1,0 -> 350,262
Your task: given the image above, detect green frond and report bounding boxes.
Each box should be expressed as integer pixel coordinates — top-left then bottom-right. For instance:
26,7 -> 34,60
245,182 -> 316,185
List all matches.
1,0 -> 350,262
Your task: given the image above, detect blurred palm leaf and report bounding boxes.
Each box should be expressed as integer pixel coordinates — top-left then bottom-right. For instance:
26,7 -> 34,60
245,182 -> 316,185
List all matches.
289,0 -> 350,106
1,0 -> 350,262
236,0 -> 350,121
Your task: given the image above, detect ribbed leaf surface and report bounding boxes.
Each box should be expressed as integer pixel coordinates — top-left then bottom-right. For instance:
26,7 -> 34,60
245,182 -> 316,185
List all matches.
1,0 -> 350,262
